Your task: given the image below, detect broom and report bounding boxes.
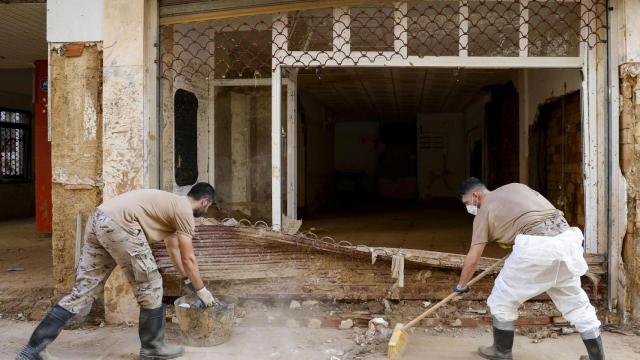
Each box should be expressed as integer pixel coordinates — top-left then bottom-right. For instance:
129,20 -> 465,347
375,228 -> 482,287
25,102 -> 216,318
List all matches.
387,254 -> 509,360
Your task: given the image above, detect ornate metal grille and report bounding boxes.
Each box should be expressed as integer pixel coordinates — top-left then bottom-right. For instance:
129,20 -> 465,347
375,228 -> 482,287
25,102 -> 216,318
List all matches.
160,0 -> 607,80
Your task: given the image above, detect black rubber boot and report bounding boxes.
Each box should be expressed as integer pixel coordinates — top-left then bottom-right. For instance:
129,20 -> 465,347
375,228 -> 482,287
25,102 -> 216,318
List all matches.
478,327 -> 514,360
139,304 -> 184,360
15,304 -> 74,360
579,336 -> 604,360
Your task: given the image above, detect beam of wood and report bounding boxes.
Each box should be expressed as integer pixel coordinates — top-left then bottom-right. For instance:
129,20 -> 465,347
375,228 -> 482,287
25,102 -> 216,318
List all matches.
160,0 -> 376,25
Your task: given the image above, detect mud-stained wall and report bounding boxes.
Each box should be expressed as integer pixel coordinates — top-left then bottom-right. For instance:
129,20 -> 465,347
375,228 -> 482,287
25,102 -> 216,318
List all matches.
620,64 -> 640,321
529,91 -> 584,228
50,44 -> 103,296
102,0 -> 157,324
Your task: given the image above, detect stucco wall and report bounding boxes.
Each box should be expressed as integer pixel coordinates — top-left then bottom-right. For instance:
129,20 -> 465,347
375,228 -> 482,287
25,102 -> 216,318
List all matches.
49,44 -> 103,297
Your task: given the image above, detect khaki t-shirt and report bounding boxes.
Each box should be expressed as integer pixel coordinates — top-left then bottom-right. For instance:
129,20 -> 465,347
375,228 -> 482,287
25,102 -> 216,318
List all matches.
99,189 -> 195,243
471,183 -> 564,246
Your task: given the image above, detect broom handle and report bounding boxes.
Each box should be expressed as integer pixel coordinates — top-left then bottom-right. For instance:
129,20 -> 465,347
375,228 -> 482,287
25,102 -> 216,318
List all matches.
402,254 -> 509,331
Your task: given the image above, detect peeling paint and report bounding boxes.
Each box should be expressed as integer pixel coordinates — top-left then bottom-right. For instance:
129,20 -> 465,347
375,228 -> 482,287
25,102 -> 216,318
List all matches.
619,63 -> 640,322
50,44 -> 104,297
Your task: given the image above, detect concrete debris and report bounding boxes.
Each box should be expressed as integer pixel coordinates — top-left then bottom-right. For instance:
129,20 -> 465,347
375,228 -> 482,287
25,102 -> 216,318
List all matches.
339,319 -> 354,329
521,327 -> 554,343
289,300 -> 301,309
422,301 -> 432,308
302,300 -> 319,307
308,318 -> 322,329
365,318 -> 391,340
15,313 -> 25,321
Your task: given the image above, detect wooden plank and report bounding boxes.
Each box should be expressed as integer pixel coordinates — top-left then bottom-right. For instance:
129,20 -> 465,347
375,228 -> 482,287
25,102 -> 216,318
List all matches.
160,0 -> 372,25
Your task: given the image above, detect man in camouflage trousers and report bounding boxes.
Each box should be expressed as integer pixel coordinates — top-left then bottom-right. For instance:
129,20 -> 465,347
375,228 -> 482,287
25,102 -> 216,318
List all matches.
17,183 -> 217,360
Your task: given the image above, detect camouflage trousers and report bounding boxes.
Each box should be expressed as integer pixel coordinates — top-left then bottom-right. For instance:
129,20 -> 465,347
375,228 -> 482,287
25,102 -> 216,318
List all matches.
58,209 -> 163,314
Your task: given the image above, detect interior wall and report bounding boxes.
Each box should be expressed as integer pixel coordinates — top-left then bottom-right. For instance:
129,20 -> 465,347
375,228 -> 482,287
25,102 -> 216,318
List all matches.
0,68 -> 35,220
416,113 -> 465,200
463,94 -> 490,181
485,82 -> 520,188
524,69 -> 581,127
214,86 -> 272,220
378,119 -> 417,201
334,121 -> 379,201
299,90 -> 334,215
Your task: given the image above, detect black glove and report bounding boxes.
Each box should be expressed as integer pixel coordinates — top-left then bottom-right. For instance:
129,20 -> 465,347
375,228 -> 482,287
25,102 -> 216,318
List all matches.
453,284 -> 470,294
182,276 -> 196,293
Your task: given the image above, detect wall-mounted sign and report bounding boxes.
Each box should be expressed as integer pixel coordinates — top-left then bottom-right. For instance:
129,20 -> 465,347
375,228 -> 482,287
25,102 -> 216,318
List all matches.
39,77 -> 48,91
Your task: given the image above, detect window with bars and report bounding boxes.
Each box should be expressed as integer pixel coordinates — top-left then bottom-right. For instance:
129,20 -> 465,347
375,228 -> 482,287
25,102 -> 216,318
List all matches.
0,109 -> 31,182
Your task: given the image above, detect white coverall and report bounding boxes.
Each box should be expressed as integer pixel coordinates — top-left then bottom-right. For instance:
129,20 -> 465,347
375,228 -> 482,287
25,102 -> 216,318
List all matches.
487,228 -> 601,334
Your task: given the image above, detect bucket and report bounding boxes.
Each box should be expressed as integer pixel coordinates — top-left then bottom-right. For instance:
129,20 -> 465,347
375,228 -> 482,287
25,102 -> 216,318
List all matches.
174,294 -> 238,347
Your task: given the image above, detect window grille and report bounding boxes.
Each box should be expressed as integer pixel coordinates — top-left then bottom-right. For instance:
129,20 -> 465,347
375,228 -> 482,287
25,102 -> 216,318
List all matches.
0,109 -> 31,182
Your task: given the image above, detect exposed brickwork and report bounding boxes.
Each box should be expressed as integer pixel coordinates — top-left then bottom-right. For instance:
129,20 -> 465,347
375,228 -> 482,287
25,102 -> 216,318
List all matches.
620,63 -> 640,321
529,91 -> 584,228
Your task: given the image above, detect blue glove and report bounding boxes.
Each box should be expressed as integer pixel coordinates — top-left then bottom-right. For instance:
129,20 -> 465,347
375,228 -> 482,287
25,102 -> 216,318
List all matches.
453,284 -> 470,293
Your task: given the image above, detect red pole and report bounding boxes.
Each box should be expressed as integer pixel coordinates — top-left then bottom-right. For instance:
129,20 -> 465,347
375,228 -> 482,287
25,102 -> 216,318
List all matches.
34,60 -> 52,233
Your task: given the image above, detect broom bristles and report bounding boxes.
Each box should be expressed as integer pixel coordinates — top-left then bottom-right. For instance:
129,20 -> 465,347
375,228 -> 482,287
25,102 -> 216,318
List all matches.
388,323 -> 408,360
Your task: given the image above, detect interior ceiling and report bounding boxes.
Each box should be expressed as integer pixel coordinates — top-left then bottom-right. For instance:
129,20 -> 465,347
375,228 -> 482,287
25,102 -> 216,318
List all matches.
297,67 -> 515,117
0,3 -> 46,69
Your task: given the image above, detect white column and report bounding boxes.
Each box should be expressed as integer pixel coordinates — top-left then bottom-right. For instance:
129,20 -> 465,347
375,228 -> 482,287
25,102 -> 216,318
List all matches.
272,14 -> 287,231
580,0 -> 598,254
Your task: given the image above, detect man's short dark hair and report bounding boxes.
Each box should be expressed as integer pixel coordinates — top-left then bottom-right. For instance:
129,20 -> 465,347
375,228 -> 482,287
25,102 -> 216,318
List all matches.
458,177 -> 486,199
187,182 -> 215,202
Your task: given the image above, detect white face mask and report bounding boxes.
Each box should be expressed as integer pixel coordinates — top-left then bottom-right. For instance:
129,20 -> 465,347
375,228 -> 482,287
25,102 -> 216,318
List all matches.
466,197 -> 478,216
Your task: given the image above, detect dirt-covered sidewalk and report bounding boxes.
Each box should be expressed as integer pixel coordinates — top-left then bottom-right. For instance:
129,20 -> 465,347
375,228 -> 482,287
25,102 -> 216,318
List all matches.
2,318 -> 640,360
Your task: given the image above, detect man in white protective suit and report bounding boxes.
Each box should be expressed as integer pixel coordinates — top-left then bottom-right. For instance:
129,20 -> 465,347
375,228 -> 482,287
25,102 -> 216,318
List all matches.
453,177 -> 604,360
